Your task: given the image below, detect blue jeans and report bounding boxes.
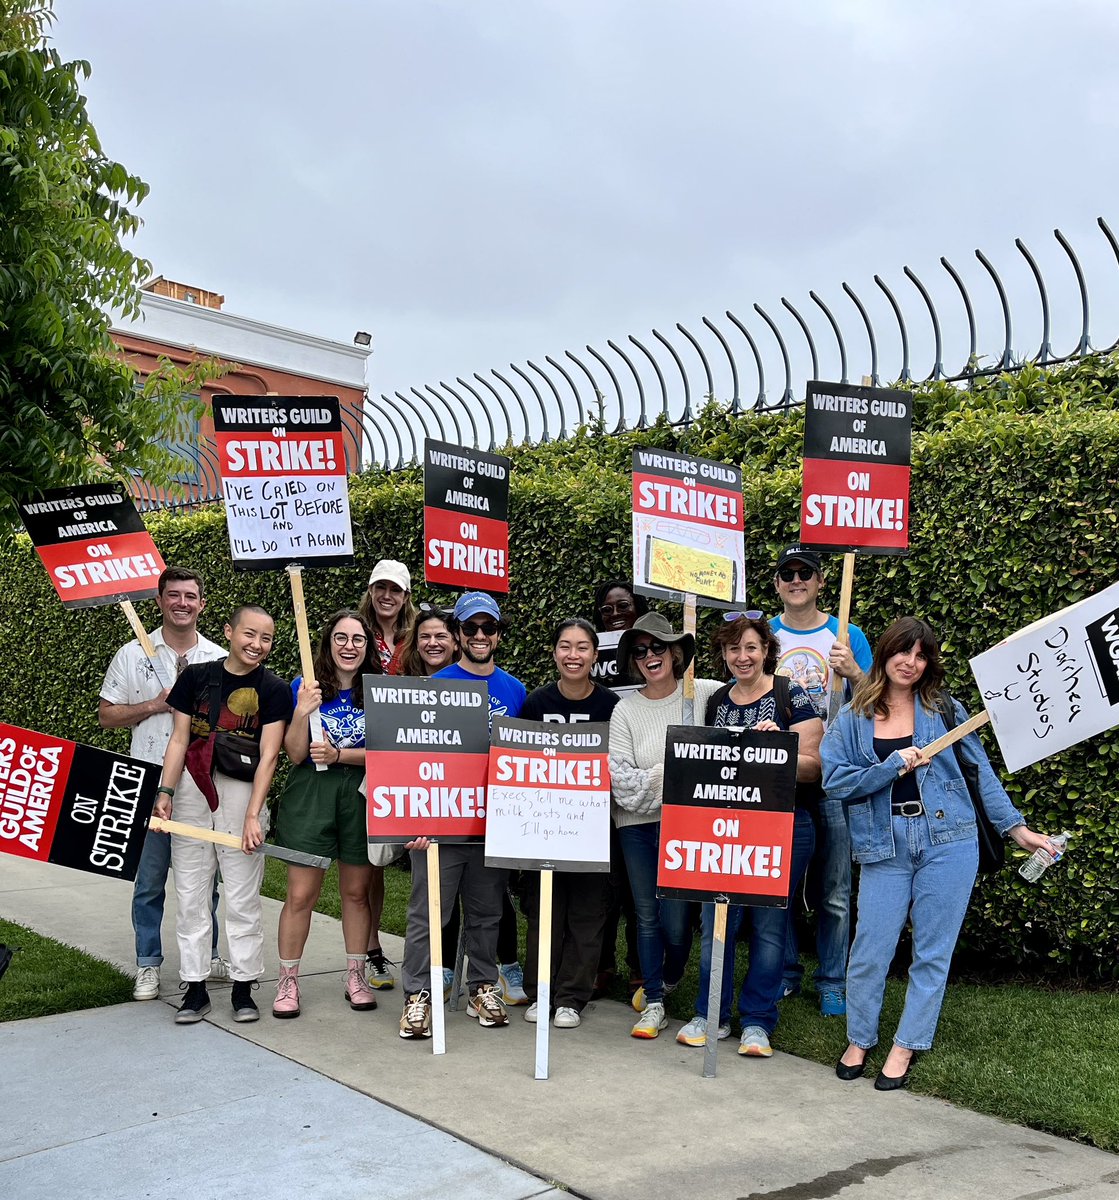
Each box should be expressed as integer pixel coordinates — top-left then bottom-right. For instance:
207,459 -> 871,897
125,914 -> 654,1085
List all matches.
846,816 -> 978,1051
133,828 -> 220,966
617,822 -> 694,1003
783,792 -> 851,992
695,806 -> 815,1032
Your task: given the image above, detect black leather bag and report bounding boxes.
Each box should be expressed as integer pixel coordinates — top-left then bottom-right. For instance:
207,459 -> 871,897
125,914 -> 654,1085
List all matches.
937,692 -> 1004,873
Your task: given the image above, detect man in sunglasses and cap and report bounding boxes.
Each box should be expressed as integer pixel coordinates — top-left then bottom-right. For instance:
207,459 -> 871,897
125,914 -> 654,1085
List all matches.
770,544 -> 872,1018
397,592 -> 527,1038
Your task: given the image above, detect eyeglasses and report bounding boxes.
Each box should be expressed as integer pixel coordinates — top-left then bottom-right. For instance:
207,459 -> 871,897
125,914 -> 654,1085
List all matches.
631,639 -> 669,659
598,599 -> 635,617
777,566 -> 817,582
723,610 -> 764,622
461,620 -> 500,637
332,632 -> 368,647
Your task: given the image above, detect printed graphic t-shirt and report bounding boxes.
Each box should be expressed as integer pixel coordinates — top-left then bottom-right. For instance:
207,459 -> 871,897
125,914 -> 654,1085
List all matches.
433,661 -> 527,727
769,614 -> 873,723
520,681 -> 619,724
289,677 -> 366,762
168,659 -> 293,747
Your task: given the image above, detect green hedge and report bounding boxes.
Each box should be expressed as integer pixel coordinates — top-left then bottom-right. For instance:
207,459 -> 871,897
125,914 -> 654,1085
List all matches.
2,355 -> 1118,975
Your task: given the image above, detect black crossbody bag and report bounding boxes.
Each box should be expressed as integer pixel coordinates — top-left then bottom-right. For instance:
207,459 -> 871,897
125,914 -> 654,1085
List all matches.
207,659 -> 261,783
936,691 -> 1004,873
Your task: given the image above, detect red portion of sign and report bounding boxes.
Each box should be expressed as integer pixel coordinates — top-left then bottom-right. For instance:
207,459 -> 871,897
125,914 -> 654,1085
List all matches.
800,458 -> 911,551
0,725 -> 75,863
632,473 -> 743,531
366,750 -> 489,840
215,431 -> 345,478
35,532 -> 166,606
424,505 -> 510,593
657,805 -> 794,899
490,747 -> 608,790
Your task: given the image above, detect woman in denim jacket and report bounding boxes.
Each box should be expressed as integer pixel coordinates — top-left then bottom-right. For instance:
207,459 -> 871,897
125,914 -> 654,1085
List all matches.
821,617 -> 1054,1090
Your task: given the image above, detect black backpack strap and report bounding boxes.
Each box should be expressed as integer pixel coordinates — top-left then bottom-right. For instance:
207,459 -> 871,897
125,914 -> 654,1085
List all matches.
936,689 -> 958,731
705,681 -> 735,725
772,672 -> 795,725
208,658 -> 225,734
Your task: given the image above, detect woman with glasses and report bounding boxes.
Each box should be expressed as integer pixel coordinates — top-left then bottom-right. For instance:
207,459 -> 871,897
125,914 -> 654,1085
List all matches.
358,559 -> 415,671
271,610 -> 383,1019
609,612 -> 722,1039
392,603 -> 459,676
676,612 -> 823,1057
823,617 -> 1054,1090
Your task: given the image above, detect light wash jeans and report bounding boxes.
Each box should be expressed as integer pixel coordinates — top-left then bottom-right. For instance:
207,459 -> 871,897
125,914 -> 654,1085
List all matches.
617,822 -> 694,1004
133,822 -> 220,967
846,814 -> 978,1051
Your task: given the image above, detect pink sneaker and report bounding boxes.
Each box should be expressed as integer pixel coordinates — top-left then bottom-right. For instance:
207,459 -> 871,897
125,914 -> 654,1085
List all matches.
272,967 -> 300,1019
345,962 -> 378,1011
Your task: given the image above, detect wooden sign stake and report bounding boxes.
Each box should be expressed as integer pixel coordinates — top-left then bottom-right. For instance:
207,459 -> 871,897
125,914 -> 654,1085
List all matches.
534,867 -> 554,1080
826,553 -> 856,724
119,600 -> 171,690
427,842 -> 447,1055
702,897 -> 729,1078
683,593 -> 698,703
286,564 -> 327,771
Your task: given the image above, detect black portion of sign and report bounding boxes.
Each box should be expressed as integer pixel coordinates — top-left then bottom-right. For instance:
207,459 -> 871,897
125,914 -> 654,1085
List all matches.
50,744 -> 158,881
803,382 -> 912,466
211,397 -> 342,433
363,676 -> 491,754
490,718 -> 609,753
17,484 -> 146,547
423,438 -> 510,523
662,726 -> 798,812
632,447 -> 743,489
1085,608 -> 1119,706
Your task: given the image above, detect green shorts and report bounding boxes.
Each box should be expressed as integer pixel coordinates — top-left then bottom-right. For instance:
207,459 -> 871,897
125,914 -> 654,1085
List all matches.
273,761 -> 368,866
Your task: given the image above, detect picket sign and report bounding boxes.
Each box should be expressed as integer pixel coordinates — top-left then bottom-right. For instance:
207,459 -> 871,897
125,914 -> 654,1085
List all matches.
427,842 -> 447,1055
148,816 -> 331,869
826,553 -> 857,724
118,600 -> 171,691
702,896 -> 729,1079
286,564 -> 326,772
683,593 -> 698,701
535,867 -> 554,1080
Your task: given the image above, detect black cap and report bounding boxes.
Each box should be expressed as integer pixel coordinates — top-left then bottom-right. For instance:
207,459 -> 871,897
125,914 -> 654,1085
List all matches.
775,544 -> 823,574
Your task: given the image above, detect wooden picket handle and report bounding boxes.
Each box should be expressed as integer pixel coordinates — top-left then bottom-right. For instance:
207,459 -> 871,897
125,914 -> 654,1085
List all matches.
826,553 -> 856,724
921,709 -> 990,759
535,868 -> 554,1080
427,842 -> 446,1055
120,600 -> 171,690
286,564 -> 327,771
148,816 -> 330,869
683,593 -> 698,701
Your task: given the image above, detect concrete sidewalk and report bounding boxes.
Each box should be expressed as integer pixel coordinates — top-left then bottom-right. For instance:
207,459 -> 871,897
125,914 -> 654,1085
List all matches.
3,856 -> 1118,1200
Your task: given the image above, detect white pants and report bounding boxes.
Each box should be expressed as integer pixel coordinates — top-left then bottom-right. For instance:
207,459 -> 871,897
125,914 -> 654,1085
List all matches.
171,771 -> 268,982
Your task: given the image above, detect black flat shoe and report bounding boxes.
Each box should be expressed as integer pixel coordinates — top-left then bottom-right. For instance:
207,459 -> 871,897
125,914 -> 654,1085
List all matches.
835,1057 -> 866,1081
874,1051 -> 918,1091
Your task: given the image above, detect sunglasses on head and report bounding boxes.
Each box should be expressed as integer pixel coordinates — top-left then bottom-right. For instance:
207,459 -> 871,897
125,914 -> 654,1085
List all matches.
631,639 -> 669,660
461,620 -> 500,637
723,609 -> 764,622
778,566 -> 816,582
418,602 -> 451,619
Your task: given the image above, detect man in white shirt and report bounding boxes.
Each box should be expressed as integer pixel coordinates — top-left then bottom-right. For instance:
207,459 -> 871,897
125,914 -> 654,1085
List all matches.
99,567 -> 226,1000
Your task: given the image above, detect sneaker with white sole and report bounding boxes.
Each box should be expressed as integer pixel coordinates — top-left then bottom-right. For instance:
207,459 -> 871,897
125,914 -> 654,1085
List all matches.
231,980 -> 260,1023
399,991 -> 432,1039
498,962 -> 528,1005
175,981 -> 211,1024
632,979 -> 677,1013
738,1024 -> 773,1056
365,951 -> 395,990
524,1001 -> 539,1023
133,965 -> 160,1001
676,1015 -> 731,1046
554,1006 -> 580,1029
208,956 -> 231,983
467,983 -> 509,1027
631,1001 -> 667,1039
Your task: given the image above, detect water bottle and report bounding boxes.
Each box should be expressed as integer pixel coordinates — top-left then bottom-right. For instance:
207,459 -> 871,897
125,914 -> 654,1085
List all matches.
1018,831 -> 1071,882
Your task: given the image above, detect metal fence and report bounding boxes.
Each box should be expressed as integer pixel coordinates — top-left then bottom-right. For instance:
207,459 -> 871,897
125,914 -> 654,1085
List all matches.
136,215 -> 1119,509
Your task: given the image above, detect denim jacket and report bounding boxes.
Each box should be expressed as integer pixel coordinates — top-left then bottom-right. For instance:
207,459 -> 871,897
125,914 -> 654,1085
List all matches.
820,697 -> 1025,865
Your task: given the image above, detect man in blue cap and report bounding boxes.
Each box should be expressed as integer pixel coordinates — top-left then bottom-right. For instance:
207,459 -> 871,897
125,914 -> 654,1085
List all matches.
397,592 -> 527,1038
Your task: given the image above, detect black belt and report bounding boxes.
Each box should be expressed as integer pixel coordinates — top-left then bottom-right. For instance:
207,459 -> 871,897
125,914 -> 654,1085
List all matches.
891,800 -> 924,817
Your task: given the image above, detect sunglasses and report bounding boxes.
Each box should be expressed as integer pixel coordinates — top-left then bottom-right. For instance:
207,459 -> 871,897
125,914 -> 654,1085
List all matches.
631,639 -> 669,660
461,620 -> 500,637
778,566 -> 817,582
723,609 -> 764,622
418,602 -> 451,619
598,599 -> 635,617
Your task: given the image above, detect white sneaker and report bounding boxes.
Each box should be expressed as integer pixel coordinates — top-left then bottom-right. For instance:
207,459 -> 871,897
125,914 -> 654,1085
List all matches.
631,1001 -> 667,1039
554,1006 -> 580,1028
133,965 -> 160,1001
739,1024 -> 773,1057
208,956 -> 231,982
676,1015 -> 731,1046
524,1001 -> 539,1023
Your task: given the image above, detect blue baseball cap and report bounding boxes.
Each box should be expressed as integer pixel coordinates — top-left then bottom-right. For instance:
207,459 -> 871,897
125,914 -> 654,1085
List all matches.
453,592 -> 502,622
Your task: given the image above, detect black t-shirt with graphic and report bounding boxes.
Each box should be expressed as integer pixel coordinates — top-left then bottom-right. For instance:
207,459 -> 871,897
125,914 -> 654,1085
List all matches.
168,658 -> 293,747
520,680 -> 619,724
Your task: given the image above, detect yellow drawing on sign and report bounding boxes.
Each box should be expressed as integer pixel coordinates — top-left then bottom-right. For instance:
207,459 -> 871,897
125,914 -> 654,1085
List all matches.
646,536 -> 736,601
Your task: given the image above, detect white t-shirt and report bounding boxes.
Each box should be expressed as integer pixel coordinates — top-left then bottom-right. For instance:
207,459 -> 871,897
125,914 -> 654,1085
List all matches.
100,628 -> 225,763
769,613 -> 872,725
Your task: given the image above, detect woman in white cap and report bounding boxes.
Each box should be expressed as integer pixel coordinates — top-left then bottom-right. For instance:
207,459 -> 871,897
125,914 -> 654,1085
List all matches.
358,559 -> 415,672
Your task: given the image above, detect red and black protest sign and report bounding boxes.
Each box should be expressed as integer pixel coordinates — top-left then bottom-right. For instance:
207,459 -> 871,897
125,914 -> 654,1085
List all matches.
18,484 -> 166,608
423,438 -> 511,593
364,676 -> 491,844
657,726 -> 797,905
0,724 -> 158,881
800,381 -> 913,554
485,719 -> 612,872
212,397 -> 353,570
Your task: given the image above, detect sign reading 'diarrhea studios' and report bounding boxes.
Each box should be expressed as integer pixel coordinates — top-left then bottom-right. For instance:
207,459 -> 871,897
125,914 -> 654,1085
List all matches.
212,397 -> 353,569
0,724 -> 159,881
800,381 -> 913,553
18,484 -> 166,608
656,726 -> 797,906
424,438 -> 511,593
484,718 -> 611,872
364,676 -> 491,845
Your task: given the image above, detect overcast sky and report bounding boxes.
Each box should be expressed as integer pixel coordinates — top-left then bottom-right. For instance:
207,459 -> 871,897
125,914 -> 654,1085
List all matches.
53,1 -> 1119,444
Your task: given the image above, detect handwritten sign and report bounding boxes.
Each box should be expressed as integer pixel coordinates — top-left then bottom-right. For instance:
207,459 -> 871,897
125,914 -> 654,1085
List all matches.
212,397 -> 353,570
484,718 -> 611,871
424,438 -> 511,593
657,725 -> 796,905
800,381 -> 912,553
18,484 -> 166,608
970,580 -> 1119,773
631,448 -> 745,608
